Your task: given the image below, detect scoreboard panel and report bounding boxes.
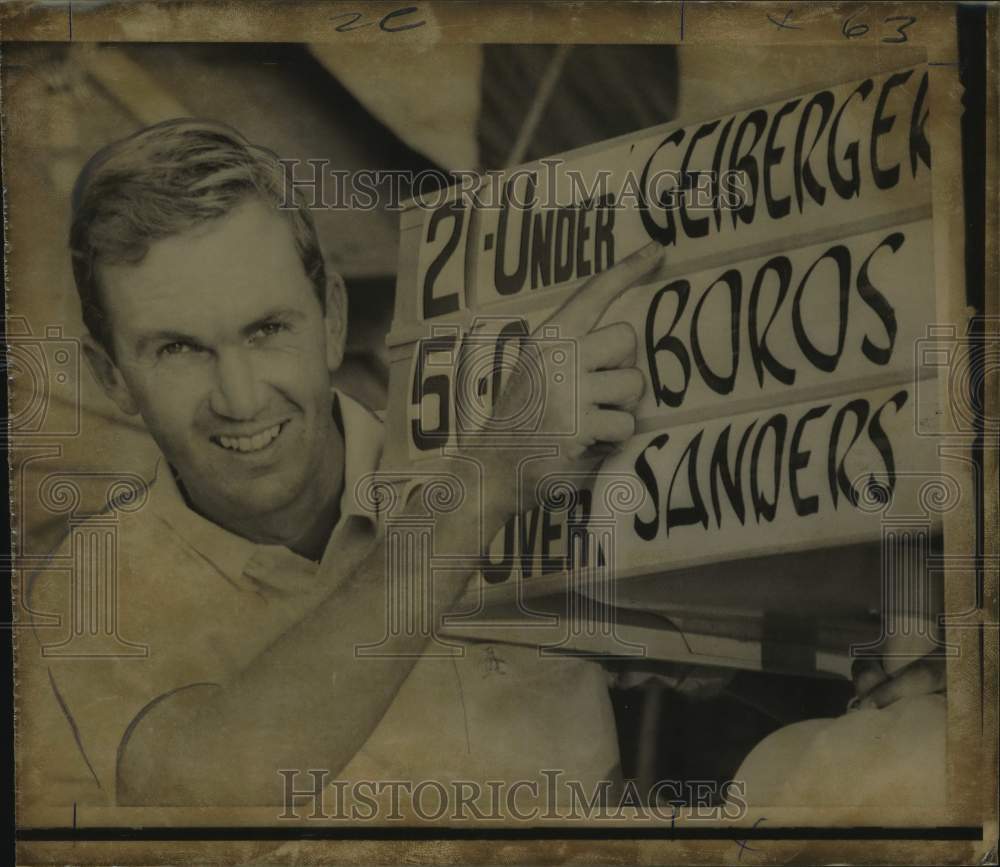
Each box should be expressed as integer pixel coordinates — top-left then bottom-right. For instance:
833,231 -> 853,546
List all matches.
380,65 -> 944,672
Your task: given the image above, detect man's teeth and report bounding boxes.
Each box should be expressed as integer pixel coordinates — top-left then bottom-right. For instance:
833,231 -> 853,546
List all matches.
217,423 -> 282,453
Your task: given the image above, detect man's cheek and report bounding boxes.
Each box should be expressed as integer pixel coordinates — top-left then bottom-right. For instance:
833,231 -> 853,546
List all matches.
265,365 -> 328,411
137,396 -> 204,453
270,334 -> 329,374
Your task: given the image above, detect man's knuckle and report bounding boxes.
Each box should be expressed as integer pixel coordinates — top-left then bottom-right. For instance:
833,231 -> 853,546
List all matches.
615,413 -> 635,440
627,368 -> 644,395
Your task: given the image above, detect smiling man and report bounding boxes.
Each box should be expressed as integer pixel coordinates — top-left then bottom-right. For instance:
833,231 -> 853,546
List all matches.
82,193 -> 347,561
18,119 -> 663,813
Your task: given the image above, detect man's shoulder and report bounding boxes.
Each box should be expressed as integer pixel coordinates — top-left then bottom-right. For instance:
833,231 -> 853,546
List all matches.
50,466 -> 178,538
22,468 -> 194,622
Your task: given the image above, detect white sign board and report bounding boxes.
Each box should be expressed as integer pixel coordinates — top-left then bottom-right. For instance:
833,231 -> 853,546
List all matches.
392,65 -> 939,608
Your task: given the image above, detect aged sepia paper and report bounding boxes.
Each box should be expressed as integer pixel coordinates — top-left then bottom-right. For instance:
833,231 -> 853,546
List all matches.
2,1 -> 997,864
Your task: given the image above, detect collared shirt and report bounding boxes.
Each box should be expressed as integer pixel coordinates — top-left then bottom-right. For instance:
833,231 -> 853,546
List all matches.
17,392 -> 619,815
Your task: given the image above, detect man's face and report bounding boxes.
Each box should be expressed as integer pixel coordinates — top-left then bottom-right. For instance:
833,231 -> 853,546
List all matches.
95,198 -> 343,538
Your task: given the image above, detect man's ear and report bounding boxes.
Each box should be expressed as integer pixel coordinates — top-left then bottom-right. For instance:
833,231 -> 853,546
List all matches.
82,336 -> 140,416
323,271 -> 349,373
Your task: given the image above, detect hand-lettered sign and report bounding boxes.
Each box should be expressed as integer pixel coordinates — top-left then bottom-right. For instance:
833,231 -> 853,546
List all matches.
409,67 -> 931,319
589,382 -> 941,576
387,64 -> 938,612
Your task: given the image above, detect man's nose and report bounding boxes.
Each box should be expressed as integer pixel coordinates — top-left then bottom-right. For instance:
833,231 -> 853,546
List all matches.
209,348 -> 264,420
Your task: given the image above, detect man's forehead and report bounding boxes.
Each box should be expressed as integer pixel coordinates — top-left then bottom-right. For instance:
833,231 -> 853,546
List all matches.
98,200 -> 316,339
102,199 -> 302,289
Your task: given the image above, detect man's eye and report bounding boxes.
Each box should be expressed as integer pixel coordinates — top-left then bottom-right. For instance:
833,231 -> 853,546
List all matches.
159,341 -> 199,357
250,321 -> 286,341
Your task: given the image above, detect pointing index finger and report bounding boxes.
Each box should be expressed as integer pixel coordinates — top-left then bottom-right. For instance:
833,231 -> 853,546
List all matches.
540,240 -> 663,338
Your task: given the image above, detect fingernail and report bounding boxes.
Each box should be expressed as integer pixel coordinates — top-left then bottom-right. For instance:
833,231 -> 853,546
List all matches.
858,697 -> 877,711
641,240 -> 662,259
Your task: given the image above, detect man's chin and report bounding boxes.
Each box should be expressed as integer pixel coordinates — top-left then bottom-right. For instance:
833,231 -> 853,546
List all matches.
193,479 -> 308,532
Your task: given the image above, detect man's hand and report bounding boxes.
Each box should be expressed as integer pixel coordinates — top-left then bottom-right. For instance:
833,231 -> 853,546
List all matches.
469,240 -> 664,510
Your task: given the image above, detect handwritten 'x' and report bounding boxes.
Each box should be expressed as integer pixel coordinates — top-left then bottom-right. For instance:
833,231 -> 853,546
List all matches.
735,817 -> 768,861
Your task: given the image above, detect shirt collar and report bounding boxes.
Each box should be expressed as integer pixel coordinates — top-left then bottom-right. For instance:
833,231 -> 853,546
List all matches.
147,390 -> 384,590
333,391 -> 386,524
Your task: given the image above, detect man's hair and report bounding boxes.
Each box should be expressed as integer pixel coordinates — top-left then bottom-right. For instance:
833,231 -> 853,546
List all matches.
69,118 -> 327,355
